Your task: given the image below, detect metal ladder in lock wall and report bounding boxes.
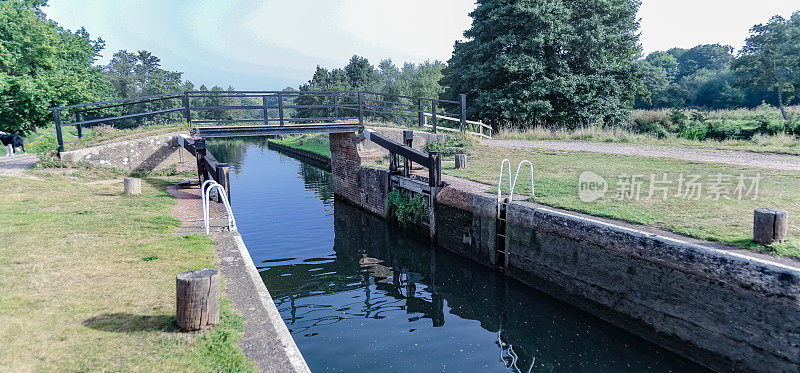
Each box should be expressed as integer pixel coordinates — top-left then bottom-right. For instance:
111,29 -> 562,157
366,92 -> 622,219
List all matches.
201,180 -> 237,235
494,159 -> 535,270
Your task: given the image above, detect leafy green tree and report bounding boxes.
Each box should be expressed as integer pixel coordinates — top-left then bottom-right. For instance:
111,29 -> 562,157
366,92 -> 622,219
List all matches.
676,44 -> 734,78
442,0 -> 643,128
732,12 -> 800,120
0,0 -> 111,133
344,55 -> 380,91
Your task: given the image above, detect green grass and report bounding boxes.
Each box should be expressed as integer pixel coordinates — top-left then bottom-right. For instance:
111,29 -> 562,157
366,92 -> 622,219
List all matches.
270,134 -> 332,158
0,123 -> 187,156
495,126 -> 800,155
0,167 -> 254,371
443,145 -> 800,258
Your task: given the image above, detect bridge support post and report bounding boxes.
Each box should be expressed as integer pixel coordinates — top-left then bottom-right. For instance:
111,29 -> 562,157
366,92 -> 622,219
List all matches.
418,99 -> 424,128
431,100 -> 437,134
334,93 -> 339,121
262,95 -> 269,125
182,91 -> 192,126
358,92 -> 364,126
278,92 -> 285,126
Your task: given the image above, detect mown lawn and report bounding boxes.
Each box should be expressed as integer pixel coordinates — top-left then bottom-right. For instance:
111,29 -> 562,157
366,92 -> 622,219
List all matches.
0,167 -> 254,371
270,134 -> 332,158
444,145 -> 800,257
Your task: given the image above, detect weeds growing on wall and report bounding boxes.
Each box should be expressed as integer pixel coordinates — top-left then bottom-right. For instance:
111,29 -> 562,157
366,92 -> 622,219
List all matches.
387,189 -> 428,227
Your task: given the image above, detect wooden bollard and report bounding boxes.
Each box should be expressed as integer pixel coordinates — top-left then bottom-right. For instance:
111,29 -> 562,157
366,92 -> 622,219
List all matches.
176,269 -> 220,332
754,208 -> 788,245
454,154 -> 467,169
123,177 -> 141,195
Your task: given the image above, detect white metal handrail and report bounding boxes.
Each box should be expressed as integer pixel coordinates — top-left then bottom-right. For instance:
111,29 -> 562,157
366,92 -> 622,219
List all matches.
497,159 -> 513,200
497,159 -> 534,202
509,160 -> 534,202
201,179 -> 237,235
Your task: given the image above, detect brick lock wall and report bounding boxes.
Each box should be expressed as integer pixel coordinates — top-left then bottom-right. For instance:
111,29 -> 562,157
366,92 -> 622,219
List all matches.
329,132 -> 388,218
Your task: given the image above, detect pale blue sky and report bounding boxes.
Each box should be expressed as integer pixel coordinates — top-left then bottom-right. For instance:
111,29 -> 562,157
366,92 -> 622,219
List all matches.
44,0 -> 799,90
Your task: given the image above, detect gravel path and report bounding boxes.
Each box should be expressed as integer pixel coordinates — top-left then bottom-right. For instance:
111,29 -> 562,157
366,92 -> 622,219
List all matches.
484,140 -> 800,171
0,154 -> 38,177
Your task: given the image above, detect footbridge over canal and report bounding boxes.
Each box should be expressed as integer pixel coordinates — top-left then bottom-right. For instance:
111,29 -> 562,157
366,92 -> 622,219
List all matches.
49,90 -> 485,237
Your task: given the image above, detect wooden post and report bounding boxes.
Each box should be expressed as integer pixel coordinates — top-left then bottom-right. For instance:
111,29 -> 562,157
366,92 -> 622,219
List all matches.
431,100 -> 437,134
754,208 -> 789,245
195,138 -> 207,185
176,269 -> 220,332
389,152 -> 398,173
53,109 -> 64,153
217,163 -> 231,203
358,92 -> 364,125
428,151 -> 441,239
418,99 -> 425,128
403,130 -> 413,177
455,154 -> 467,169
123,177 -> 141,195
262,95 -> 269,125
278,92 -> 285,126
182,91 -> 192,126
459,94 -> 467,133
75,112 -> 83,139
334,93 -> 339,121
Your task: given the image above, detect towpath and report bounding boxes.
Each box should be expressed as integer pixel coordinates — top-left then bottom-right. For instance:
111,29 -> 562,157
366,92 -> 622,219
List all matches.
0,154 -> 37,177
483,140 -> 800,171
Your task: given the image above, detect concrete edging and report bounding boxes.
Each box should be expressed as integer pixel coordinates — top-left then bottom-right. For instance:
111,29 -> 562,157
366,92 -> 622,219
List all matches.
231,233 -> 311,373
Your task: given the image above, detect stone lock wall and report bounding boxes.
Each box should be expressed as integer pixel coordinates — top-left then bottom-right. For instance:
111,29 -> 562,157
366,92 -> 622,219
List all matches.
329,130 -> 800,371
59,132 -> 193,171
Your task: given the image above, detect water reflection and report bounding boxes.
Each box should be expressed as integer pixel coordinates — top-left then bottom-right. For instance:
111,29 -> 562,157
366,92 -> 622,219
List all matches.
207,138 -> 704,372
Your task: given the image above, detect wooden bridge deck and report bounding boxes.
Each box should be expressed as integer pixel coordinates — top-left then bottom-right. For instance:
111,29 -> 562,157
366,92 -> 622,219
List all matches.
193,123 -> 363,138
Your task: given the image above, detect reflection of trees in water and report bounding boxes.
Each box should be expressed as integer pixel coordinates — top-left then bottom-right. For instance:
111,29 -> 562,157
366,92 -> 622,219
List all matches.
262,201 -> 698,372
206,137 -> 270,175
298,163 -> 333,205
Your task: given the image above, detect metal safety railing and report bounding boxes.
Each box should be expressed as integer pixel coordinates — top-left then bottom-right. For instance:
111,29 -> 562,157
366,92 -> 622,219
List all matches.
201,180 -> 237,235
497,159 -> 534,202
49,90 -> 490,152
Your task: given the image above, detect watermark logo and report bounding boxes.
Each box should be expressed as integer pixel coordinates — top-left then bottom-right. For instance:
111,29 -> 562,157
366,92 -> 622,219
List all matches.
579,171 -> 608,202
578,171 -> 762,202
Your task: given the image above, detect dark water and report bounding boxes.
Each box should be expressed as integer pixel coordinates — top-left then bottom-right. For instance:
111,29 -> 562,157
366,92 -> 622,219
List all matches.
208,139 -> 704,372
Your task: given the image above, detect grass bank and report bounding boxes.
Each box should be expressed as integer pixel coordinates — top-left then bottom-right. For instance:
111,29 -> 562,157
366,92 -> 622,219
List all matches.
0,123 -> 186,156
0,165 -> 254,371
269,134 -> 331,158
495,126 -> 800,155
496,105 -> 800,155
446,145 -> 800,258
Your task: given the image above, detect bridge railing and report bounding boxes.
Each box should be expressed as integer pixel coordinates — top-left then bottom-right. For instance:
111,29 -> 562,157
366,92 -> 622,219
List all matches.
49,90 -> 489,152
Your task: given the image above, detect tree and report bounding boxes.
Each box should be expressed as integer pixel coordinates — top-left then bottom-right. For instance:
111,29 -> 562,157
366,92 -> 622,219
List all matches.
441,0 -> 643,128
676,44 -> 734,78
344,55 -> 379,91
732,12 -> 800,121
0,0 -> 111,133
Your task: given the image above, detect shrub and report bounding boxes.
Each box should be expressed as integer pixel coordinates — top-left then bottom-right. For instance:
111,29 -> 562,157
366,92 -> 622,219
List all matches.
705,120 -> 741,140
423,134 -> 475,155
679,122 -> 708,140
387,189 -> 428,227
